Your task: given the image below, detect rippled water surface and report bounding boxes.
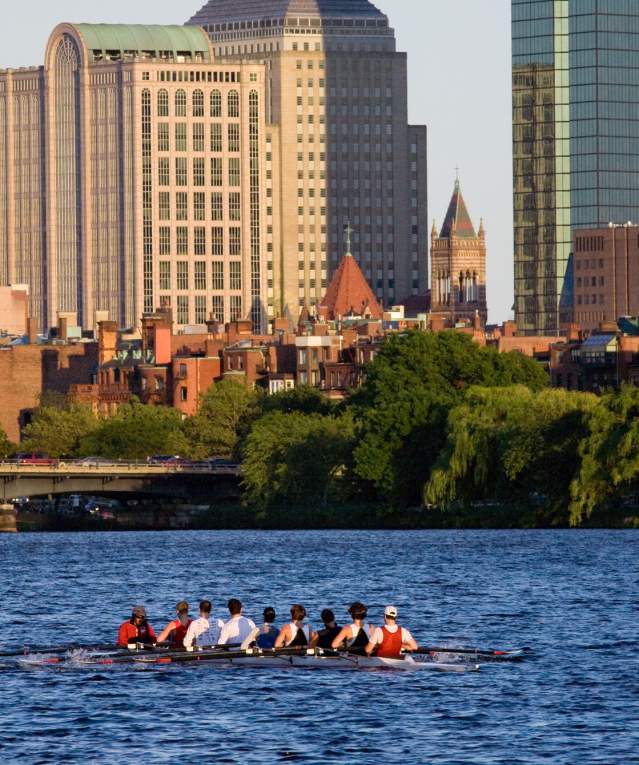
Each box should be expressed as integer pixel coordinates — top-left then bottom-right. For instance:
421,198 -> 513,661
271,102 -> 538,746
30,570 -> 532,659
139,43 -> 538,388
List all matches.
0,530 -> 637,764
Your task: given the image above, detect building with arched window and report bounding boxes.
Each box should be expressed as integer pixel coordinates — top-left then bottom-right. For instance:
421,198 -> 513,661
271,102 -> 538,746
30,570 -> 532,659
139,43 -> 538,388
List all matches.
0,23 -> 268,332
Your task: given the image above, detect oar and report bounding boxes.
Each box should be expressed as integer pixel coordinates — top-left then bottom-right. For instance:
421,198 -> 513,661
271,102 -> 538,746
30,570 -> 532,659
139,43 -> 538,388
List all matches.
0,643 -> 117,659
414,646 -> 530,658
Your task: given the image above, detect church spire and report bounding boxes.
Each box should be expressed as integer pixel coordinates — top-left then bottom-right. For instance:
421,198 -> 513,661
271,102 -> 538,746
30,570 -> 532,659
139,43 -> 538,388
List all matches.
439,176 -> 477,239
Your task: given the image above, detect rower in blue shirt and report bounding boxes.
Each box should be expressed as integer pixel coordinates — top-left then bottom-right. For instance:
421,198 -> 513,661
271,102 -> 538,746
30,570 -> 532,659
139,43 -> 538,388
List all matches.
256,607 -> 278,649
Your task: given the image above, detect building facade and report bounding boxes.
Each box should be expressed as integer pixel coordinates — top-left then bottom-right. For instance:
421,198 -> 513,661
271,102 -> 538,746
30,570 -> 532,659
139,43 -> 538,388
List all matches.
0,23 -> 268,332
187,0 -> 428,320
512,0 -> 639,335
430,179 -> 487,327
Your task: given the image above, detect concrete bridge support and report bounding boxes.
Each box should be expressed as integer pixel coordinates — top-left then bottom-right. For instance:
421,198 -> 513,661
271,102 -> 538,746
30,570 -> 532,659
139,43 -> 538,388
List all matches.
0,503 -> 17,532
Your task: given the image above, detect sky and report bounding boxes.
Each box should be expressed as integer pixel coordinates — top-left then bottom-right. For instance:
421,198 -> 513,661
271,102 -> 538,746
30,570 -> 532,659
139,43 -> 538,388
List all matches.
0,0 -> 514,323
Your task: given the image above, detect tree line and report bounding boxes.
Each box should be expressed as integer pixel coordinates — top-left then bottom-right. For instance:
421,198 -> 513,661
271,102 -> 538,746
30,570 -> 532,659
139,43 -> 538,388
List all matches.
5,331 -> 639,527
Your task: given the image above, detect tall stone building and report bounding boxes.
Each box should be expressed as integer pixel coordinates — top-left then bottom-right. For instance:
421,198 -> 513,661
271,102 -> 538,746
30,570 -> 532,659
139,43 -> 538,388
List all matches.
0,23 -> 268,332
187,0 -> 428,321
513,0 -> 639,335
430,179 -> 487,327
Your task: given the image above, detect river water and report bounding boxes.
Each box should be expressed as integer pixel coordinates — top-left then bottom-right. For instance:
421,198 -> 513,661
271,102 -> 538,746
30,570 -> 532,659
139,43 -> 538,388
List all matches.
0,530 -> 637,764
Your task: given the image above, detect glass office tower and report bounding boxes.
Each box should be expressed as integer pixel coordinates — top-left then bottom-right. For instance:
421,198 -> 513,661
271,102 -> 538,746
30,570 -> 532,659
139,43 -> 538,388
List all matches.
513,1 -> 639,335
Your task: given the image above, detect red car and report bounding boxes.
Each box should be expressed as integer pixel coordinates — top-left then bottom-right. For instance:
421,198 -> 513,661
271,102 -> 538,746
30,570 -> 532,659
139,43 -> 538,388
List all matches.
15,453 -> 58,466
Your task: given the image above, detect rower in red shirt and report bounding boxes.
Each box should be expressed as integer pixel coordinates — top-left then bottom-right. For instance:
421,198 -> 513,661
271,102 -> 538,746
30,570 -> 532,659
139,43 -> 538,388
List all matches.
156,600 -> 192,647
117,605 -> 157,647
365,605 -> 417,658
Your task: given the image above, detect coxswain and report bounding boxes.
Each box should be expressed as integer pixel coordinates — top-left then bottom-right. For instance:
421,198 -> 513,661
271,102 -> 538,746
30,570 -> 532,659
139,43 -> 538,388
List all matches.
117,605 -> 157,647
275,604 -> 317,648
183,600 -> 224,650
218,599 -> 257,647
330,602 -> 373,654
314,609 -> 341,649
156,600 -> 192,647
365,606 -> 417,658
256,607 -> 278,649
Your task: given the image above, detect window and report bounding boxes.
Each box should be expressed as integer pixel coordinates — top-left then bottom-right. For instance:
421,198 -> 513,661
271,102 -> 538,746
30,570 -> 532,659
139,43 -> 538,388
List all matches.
193,157 -> 205,186
177,261 -> 189,290
159,261 -> 171,290
193,89 -> 204,117
228,123 -> 240,152
195,294 -> 207,324
228,90 -> 239,118
158,123 -> 169,152
176,192 -> 188,220
211,192 -> 223,220
229,227 -> 241,256
230,295 -> 242,321
211,123 -> 222,152
212,295 -> 224,322
159,192 -> 170,220
175,123 -> 187,152
159,227 -> 171,256
177,296 -> 189,325
180,386 -> 188,402
158,158 -> 170,186
212,260 -> 224,290
175,89 -> 187,117
176,158 -> 187,186
157,89 -> 169,117
193,123 -> 205,152
229,157 -> 240,186
194,192 -> 206,221
194,261 -> 206,290
211,157 -> 222,186
212,227 -> 224,256
194,226 -> 206,255
229,191 -> 241,221
230,261 -> 242,290
177,227 -> 188,255
210,90 -> 222,117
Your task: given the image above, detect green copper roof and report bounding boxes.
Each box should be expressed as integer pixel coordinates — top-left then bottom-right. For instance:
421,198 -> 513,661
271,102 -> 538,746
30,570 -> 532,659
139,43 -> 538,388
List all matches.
74,24 -> 211,60
440,179 -> 477,239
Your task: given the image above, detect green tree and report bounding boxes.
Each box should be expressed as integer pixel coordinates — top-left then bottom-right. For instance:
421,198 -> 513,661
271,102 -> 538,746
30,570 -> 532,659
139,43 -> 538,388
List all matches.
0,428 -> 15,459
242,411 -> 355,510
80,403 -> 188,461
570,386 -> 639,525
426,386 -> 597,523
23,401 -> 98,458
258,385 -> 334,416
186,379 -> 258,459
349,331 -> 548,506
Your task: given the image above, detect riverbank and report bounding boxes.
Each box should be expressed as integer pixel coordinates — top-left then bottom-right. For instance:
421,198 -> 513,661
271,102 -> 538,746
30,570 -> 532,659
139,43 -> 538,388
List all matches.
15,502 -> 639,531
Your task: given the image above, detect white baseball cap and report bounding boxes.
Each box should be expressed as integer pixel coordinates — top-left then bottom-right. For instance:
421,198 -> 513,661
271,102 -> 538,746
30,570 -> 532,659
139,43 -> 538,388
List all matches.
384,605 -> 398,618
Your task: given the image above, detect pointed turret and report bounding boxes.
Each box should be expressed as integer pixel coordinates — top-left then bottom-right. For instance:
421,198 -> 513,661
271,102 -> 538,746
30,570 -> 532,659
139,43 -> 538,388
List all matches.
440,179 -> 477,239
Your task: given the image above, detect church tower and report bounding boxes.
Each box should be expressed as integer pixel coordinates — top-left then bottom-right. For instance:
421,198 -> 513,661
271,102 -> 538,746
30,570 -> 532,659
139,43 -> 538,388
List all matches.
430,179 -> 487,326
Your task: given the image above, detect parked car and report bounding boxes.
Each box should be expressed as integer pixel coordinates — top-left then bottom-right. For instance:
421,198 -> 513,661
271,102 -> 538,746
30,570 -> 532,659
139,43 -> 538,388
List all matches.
147,455 -> 182,465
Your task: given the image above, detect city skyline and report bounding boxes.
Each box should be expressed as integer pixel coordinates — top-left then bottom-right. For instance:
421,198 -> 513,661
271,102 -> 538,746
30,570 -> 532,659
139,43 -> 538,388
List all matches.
0,0 -> 514,323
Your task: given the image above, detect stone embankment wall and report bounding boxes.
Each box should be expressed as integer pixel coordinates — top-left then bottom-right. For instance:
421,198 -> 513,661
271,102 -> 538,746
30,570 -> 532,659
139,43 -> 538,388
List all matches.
0,504 -> 17,532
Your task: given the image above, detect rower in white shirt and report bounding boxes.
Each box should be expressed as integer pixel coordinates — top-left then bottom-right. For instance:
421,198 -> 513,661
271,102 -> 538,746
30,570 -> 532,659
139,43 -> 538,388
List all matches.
183,600 -> 224,650
218,599 -> 258,648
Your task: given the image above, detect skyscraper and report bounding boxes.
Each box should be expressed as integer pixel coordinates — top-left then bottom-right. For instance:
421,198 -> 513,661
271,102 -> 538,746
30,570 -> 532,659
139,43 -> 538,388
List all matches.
187,0 -> 428,321
512,0 -> 639,335
0,23 -> 268,331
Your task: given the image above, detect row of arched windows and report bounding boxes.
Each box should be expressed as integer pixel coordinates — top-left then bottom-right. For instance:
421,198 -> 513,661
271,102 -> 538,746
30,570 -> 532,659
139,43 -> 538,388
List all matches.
156,89 -> 240,119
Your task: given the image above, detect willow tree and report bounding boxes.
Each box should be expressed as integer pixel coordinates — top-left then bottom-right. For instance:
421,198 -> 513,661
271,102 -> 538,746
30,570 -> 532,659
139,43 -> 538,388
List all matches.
570,386 -> 639,525
426,385 -> 597,523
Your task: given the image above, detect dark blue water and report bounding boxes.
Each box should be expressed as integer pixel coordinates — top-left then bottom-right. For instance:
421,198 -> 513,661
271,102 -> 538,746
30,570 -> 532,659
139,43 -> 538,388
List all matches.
0,530 -> 637,764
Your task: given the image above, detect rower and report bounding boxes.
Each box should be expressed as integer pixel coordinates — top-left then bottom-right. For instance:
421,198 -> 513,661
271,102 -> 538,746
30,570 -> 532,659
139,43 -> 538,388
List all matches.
365,606 -> 417,658
314,609 -> 341,649
156,600 -> 192,647
274,604 -> 317,648
218,599 -> 257,647
330,602 -> 373,654
183,600 -> 224,650
117,605 -> 157,648
256,607 -> 278,649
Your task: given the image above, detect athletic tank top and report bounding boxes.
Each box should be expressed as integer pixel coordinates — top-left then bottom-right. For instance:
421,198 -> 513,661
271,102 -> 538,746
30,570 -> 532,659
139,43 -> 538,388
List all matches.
347,623 -> 371,649
376,625 -> 404,658
287,622 -> 310,647
316,625 -> 341,649
171,619 -> 192,646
